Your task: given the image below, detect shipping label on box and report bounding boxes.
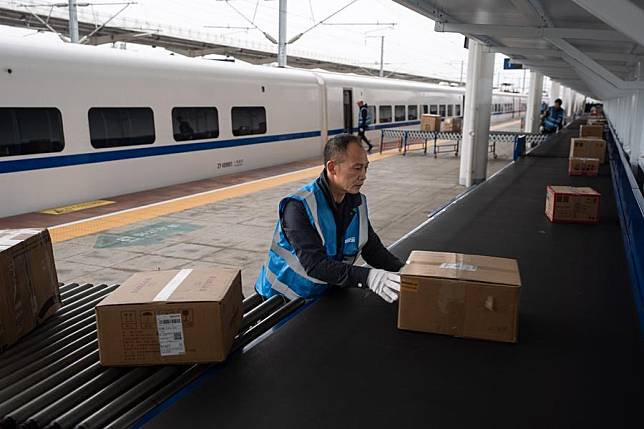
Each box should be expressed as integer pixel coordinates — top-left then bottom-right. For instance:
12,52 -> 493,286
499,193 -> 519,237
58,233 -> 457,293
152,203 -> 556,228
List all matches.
96,268 -> 243,366
579,125 -> 603,138
545,186 -> 601,224
568,157 -> 600,176
570,138 -> 606,164
0,229 -> 61,351
398,251 -> 521,343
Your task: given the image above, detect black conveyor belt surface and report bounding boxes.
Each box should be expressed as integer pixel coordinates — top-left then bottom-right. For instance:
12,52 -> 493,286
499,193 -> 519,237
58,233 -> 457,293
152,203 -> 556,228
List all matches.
145,123 -> 644,428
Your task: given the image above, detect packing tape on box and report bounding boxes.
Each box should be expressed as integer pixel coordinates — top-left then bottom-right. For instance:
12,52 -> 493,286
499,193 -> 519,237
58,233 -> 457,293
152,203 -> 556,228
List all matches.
153,269 -> 193,302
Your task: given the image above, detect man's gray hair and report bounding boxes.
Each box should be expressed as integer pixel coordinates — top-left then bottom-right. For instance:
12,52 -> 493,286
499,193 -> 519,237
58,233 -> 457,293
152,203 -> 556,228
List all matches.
324,133 -> 362,164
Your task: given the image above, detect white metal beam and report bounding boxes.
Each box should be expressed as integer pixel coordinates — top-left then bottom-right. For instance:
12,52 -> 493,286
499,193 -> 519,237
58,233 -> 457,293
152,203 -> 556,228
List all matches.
435,22 -> 632,41
485,46 -> 642,63
547,36 -> 644,90
572,0 -> 644,47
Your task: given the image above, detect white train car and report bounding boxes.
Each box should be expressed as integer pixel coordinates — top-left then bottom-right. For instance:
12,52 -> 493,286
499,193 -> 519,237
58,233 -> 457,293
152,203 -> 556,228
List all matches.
0,40 -> 527,218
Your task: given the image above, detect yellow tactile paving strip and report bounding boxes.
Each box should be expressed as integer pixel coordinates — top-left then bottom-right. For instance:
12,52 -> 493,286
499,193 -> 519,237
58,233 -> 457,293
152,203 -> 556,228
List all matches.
49,150 -> 398,244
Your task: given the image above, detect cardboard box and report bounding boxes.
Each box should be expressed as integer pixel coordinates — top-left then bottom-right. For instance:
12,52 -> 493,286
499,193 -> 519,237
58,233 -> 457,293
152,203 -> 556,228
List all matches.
398,251 -> 521,343
568,157 -> 600,176
587,118 -> 606,126
420,114 -> 441,132
96,268 -> 243,366
441,117 -> 462,132
570,138 -> 606,164
0,229 -> 61,351
579,125 -> 603,138
545,186 -> 601,224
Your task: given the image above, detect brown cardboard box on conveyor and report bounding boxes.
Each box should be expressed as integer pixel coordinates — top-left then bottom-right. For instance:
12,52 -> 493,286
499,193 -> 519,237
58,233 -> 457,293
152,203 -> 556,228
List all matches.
398,251 -> 521,343
545,186 -> 601,224
568,157 -> 600,176
570,138 -> 606,164
579,125 -> 604,138
0,229 -> 61,351
96,267 -> 243,366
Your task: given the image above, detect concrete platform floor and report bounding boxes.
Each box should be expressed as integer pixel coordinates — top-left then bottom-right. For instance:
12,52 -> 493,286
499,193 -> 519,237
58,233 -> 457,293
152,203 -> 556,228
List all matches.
52,120 -> 521,297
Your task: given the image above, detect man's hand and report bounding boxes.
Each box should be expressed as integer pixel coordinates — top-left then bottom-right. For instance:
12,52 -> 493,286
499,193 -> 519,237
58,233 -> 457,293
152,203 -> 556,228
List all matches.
366,269 -> 401,303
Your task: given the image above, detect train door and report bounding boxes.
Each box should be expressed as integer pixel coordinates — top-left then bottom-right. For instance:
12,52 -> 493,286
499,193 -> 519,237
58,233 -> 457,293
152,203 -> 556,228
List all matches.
343,88 -> 353,133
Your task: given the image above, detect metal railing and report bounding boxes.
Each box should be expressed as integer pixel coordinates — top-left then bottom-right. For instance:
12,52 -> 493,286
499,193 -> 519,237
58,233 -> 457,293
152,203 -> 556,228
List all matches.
380,129 -> 549,158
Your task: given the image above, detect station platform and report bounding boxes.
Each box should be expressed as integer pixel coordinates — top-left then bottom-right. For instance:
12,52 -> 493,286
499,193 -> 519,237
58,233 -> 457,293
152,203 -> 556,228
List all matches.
142,121 -> 644,428
0,120 -> 520,298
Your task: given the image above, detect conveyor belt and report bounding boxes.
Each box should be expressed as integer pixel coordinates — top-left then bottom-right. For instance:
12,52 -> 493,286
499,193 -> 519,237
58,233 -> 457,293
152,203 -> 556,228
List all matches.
144,122 -> 644,428
0,284 -> 304,429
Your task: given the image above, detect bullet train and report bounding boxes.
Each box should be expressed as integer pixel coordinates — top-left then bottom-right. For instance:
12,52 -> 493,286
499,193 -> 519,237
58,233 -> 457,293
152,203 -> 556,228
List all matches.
0,39 -> 527,218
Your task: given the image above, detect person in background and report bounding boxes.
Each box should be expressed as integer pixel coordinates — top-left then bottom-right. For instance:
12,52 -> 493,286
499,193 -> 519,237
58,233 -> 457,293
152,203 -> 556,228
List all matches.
541,98 -> 565,134
255,134 -> 403,303
356,100 -> 374,152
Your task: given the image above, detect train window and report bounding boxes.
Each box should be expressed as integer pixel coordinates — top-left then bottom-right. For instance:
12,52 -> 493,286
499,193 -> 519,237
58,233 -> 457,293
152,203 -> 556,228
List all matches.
455,104 -> 461,116
172,107 -> 219,141
232,106 -> 267,136
89,107 -> 155,149
379,105 -> 392,123
430,105 -> 438,115
394,105 -> 405,122
0,108 -> 64,157
367,105 -> 376,124
408,105 -> 418,120
422,105 -> 428,114
439,105 -> 446,117
447,105 -> 453,117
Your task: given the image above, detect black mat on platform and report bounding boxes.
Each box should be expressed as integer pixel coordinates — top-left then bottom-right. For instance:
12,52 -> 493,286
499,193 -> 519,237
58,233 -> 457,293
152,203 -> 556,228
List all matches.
145,125 -> 643,429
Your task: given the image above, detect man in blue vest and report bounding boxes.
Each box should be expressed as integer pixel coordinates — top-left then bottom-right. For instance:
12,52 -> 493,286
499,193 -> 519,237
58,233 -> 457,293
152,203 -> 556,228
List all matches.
541,98 -> 565,134
255,134 -> 404,303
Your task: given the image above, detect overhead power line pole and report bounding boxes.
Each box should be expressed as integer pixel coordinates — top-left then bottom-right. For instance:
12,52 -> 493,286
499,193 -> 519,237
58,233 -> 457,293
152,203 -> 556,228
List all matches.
68,0 -> 79,43
379,35 -> 384,77
278,0 -> 287,67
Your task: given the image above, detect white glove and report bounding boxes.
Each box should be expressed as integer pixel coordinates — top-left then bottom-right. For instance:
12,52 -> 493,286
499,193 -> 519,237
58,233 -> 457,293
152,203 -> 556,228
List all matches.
366,269 -> 401,303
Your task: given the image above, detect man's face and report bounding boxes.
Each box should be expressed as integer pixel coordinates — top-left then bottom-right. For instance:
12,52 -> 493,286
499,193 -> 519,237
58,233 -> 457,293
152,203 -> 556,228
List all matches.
328,142 -> 369,194
555,101 -> 562,108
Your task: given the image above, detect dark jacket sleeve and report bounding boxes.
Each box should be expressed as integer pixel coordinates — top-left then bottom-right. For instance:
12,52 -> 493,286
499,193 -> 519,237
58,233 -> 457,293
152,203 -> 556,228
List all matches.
361,222 -> 405,272
281,200 -> 370,287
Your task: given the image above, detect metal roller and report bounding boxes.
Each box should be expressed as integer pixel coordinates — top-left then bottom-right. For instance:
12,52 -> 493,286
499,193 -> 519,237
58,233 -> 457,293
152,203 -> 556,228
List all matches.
0,315 -> 96,368
0,338 -> 98,401
59,284 -> 111,306
0,320 -> 96,378
0,351 -> 98,425
76,366 -> 182,429
24,367 -> 127,429
239,294 -> 285,332
242,293 -> 263,313
59,283 -> 91,301
47,367 -> 155,429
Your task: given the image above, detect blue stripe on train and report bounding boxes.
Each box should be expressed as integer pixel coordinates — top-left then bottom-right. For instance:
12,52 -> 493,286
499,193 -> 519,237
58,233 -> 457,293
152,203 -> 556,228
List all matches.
1,122 -> 424,174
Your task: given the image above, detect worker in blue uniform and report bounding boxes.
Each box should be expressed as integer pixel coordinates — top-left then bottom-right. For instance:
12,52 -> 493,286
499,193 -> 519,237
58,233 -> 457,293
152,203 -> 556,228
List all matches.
255,134 -> 404,303
541,98 -> 565,134
357,100 -> 374,152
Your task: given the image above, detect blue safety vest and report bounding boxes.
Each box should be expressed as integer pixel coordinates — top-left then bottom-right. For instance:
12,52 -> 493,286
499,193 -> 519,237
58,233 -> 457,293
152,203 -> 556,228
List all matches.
543,106 -> 564,131
255,179 -> 369,300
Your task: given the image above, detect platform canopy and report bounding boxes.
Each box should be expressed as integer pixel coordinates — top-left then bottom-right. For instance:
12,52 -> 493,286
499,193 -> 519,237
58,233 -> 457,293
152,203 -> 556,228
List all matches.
394,0 -> 644,100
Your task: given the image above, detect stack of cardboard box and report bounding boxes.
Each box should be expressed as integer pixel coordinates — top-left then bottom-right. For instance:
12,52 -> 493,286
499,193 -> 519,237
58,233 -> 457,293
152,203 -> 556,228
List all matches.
441,117 -> 462,133
420,114 -> 441,132
546,118 -> 605,224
